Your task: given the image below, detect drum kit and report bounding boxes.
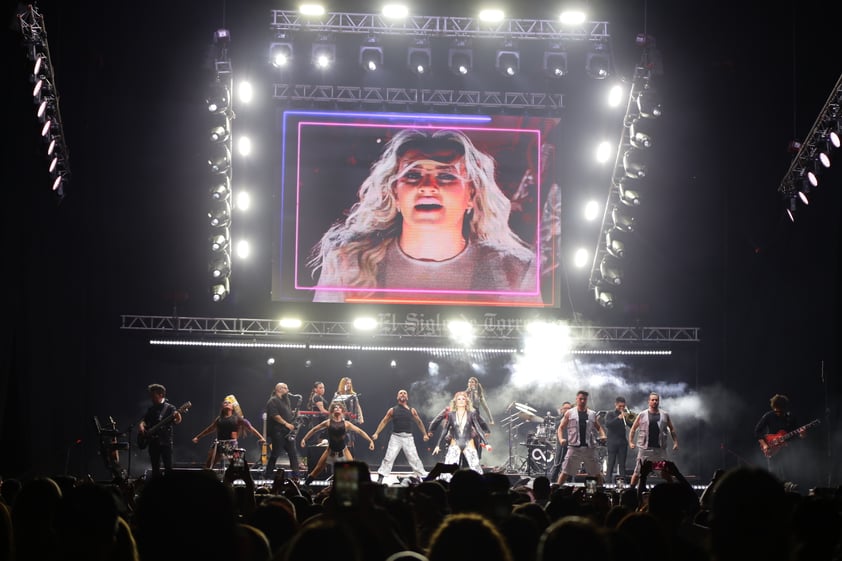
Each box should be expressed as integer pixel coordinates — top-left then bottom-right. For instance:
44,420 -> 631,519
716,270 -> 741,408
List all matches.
500,402 -> 560,476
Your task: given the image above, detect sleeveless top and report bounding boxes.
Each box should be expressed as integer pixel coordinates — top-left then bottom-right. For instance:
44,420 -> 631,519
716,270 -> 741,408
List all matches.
328,419 -> 347,452
392,405 -> 413,433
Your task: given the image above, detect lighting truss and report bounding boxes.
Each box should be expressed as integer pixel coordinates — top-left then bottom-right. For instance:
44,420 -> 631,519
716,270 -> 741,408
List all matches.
207,29 -> 234,302
588,62 -> 657,303
271,84 -> 562,110
18,4 -> 69,199
121,314 -> 700,344
777,72 -> 842,212
269,10 -> 609,111
270,11 -> 609,41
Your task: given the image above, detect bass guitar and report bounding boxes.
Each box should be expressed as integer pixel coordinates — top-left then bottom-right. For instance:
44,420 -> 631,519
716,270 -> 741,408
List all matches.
762,419 -> 820,457
137,401 -> 192,450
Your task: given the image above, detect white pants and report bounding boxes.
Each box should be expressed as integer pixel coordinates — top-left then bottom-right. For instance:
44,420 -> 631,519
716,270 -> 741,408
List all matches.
377,433 -> 428,478
444,443 -> 482,474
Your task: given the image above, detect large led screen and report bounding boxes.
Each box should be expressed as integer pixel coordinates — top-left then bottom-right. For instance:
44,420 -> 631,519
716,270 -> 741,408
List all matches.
272,110 -> 563,307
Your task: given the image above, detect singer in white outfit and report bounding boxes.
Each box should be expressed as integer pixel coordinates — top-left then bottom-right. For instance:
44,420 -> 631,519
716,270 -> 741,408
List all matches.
373,389 -> 429,482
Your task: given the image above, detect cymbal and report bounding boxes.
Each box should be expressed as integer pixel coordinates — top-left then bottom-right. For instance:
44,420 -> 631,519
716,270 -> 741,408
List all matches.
517,411 -> 544,423
514,402 -> 537,414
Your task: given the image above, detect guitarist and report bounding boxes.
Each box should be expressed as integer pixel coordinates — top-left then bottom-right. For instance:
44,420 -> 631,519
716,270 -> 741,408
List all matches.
754,394 -> 805,485
139,383 -> 182,478
264,382 -> 301,481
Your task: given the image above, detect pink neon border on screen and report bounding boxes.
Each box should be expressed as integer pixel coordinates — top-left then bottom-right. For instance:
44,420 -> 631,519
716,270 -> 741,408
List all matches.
292,121 -> 543,300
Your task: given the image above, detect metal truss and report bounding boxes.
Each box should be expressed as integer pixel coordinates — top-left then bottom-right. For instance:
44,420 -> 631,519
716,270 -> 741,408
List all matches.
778,72 -> 842,200
270,10 -> 609,41
271,84 -> 563,110
121,314 -> 699,344
588,63 -> 653,293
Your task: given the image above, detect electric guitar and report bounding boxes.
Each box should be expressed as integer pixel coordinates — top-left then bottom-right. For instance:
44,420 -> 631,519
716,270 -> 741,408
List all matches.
137,401 -> 192,450
762,419 -> 820,457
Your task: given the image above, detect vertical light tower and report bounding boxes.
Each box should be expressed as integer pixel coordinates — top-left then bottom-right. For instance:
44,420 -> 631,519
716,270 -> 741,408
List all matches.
207,29 -> 234,302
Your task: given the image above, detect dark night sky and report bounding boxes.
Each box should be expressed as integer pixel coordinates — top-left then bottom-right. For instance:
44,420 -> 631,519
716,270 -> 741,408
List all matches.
2,1 -> 839,484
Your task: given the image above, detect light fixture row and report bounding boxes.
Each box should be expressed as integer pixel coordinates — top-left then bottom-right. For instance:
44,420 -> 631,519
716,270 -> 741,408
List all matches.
269,35 -> 612,80
591,59 -> 663,310
18,5 -> 69,199
780,72 -> 842,221
206,29 -> 235,303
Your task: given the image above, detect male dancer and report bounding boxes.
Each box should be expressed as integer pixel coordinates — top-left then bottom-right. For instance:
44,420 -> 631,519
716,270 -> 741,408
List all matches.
373,389 -> 430,483
629,392 -> 679,486
557,390 -> 606,485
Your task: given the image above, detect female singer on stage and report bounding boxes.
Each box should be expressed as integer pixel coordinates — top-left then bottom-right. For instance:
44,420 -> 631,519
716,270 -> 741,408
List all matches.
299,401 -> 374,485
192,395 -> 265,469
432,391 -> 490,475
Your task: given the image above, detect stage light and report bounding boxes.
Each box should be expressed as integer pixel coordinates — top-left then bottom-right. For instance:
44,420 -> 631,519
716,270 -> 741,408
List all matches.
543,47 -> 568,78
622,149 -> 647,178
408,42 -> 431,75
382,4 -> 409,18
209,114 -> 230,143
208,201 -> 232,228
586,42 -> 611,79
617,178 -> 641,207
611,205 -> 636,232
629,118 -> 655,149
573,248 -> 589,268
804,163 -> 820,188
211,278 -> 230,302
312,37 -> 336,70
209,253 -> 231,279
210,230 -> 230,252
479,9 -> 504,22
32,76 -> 53,100
818,140 -> 834,168
605,227 -> 627,259
210,177 -> 231,201
206,81 -> 230,113
448,40 -> 472,76
496,43 -> 520,77
559,9 -> 586,26
359,37 -> 383,72
353,317 -> 378,330
594,285 -> 615,308
270,41 -> 293,68
299,3 -> 325,16
828,118 -> 842,148
637,88 -> 662,118
208,144 -> 231,174
600,255 -> 623,285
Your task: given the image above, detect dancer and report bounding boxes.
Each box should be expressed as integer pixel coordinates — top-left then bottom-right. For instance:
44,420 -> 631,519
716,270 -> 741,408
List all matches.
628,392 -> 679,486
557,390 -> 606,485
373,389 -> 429,482
299,401 -> 374,485
432,391 -> 490,475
